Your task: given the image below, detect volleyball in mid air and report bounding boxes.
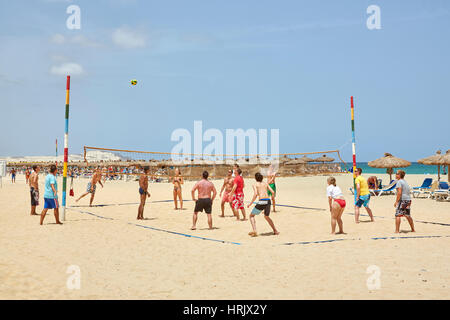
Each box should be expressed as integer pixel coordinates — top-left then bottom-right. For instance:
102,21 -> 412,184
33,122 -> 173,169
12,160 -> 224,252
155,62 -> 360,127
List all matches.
130,79 -> 137,86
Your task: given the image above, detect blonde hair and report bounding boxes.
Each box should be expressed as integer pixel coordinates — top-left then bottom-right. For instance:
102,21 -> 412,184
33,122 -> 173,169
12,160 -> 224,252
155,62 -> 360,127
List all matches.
327,177 -> 336,186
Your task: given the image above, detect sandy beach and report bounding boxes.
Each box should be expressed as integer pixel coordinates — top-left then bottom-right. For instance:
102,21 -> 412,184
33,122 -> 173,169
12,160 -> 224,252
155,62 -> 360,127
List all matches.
0,172 -> 449,300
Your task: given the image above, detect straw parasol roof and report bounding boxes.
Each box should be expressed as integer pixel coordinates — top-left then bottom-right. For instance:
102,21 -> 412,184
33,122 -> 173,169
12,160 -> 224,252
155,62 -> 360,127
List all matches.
299,155 -> 314,162
285,159 -> 307,165
368,153 -> 411,181
313,154 -> 335,162
418,150 -> 444,180
442,150 -> 450,182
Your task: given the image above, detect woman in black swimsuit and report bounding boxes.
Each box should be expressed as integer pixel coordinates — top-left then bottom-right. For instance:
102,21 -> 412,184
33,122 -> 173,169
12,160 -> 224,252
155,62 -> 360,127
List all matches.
171,168 -> 184,210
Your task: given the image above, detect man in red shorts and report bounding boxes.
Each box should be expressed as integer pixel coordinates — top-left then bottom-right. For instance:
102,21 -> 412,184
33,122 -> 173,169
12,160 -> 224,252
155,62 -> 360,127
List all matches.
229,167 -> 246,221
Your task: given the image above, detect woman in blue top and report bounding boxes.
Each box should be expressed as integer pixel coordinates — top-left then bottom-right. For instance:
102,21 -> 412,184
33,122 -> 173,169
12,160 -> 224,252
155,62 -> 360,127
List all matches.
40,165 -> 63,225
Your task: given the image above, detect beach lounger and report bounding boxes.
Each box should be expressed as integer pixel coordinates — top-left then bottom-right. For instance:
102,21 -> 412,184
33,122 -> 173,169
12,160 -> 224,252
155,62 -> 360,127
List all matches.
370,180 -> 398,196
432,182 -> 449,201
412,178 -> 433,191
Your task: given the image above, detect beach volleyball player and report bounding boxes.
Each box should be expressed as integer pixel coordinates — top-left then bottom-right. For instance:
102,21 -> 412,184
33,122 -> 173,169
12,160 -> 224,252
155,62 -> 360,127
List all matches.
219,169 -> 234,217
354,168 -> 375,223
191,171 -> 217,230
137,166 -> 151,220
267,164 -> 277,212
229,167 -> 246,221
76,168 -> 104,207
40,165 -> 62,225
247,172 -> 279,237
326,177 -> 345,234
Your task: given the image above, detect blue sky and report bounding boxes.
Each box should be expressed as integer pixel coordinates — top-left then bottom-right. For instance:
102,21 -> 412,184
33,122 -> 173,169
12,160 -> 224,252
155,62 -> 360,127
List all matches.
0,0 -> 449,161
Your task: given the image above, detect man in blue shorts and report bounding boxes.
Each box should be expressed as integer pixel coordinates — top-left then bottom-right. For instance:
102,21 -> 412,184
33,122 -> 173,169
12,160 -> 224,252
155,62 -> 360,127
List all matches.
354,168 -> 374,223
40,165 -> 62,225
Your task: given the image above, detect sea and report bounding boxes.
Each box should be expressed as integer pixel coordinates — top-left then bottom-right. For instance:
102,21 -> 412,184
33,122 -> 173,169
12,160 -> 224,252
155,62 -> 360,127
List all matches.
345,162 -> 447,175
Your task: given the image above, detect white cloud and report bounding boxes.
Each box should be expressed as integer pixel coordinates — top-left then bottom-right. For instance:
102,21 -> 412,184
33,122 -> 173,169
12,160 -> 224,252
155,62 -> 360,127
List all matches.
71,35 -> 102,48
50,62 -> 84,76
112,26 -> 146,49
50,34 -> 65,44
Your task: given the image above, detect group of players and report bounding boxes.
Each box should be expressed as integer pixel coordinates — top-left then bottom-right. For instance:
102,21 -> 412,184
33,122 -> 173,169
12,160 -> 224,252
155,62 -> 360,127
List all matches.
137,164 -> 279,237
26,161 -> 415,236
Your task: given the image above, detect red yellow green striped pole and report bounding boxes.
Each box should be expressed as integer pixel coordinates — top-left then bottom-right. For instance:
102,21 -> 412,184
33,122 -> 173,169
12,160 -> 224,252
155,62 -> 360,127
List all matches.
351,96 -> 357,202
61,76 -> 70,221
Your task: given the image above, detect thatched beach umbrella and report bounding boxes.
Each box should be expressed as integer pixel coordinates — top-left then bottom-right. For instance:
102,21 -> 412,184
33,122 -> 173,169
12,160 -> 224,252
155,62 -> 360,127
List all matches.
439,150 -> 450,182
418,150 -> 444,181
313,154 -> 335,162
286,159 -> 308,166
368,153 -> 411,181
299,155 -> 314,163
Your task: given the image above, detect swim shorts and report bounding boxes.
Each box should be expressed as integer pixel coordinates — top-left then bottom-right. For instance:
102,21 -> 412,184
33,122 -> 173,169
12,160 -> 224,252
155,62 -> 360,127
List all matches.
194,198 -> 212,214
251,198 -> 271,216
30,187 -> 39,206
268,183 -> 276,197
232,192 -> 244,210
139,187 -> 147,195
86,182 -> 96,194
222,191 -> 231,203
44,198 -> 58,209
355,194 -> 370,208
395,200 -> 411,216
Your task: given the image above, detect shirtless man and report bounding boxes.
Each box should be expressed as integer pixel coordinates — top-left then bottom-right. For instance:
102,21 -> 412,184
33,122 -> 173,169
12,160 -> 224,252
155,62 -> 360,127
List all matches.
137,167 -> 151,220
247,172 -> 279,237
219,169 -> 234,217
191,171 -> 217,230
267,165 -> 277,212
29,165 -> 40,215
76,168 -> 103,206
11,168 -> 16,183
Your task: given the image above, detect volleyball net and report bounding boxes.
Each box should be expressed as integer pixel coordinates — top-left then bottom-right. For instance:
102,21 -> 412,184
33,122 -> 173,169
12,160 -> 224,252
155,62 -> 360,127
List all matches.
82,146 -> 349,180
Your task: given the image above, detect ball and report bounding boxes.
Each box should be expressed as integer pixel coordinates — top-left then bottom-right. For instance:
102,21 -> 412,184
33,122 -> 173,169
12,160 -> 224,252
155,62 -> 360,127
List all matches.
131,79 -> 137,86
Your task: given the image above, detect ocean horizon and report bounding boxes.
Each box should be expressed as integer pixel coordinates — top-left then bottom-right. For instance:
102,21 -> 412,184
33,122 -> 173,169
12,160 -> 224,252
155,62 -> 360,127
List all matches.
346,162 -> 447,176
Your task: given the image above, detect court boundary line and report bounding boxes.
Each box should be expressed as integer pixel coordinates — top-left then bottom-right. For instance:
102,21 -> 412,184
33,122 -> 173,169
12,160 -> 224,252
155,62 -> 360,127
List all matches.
66,200 -> 450,247
66,207 -> 241,245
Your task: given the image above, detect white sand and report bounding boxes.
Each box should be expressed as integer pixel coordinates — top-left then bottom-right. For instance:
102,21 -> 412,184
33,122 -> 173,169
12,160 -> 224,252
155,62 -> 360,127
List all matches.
0,173 -> 449,299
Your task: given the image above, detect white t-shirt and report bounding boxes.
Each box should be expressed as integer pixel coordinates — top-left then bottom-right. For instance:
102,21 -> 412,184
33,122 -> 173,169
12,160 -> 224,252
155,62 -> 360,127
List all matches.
327,185 -> 343,199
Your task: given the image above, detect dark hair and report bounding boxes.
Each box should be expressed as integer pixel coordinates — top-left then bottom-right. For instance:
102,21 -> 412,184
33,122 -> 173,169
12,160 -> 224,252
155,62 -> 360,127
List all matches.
50,165 -> 57,173
397,170 -> 406,178
356,168 -> 362,174
237,168 -> 242,175
32,165 -> 38,171
143,166 -> 149,173
255,172 -> 263,182
234,164 -> 240,168
202,171 -> 209,179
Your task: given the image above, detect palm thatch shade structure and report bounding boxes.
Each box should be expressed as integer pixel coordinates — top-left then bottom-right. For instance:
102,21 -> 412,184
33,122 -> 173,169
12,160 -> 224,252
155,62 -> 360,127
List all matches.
298,155 -> 314,162
368,153 -> 411,181
440,150 -> 450,182
313,154 -> 335,162
285,159 -> 307,165
418,150 -> 445,181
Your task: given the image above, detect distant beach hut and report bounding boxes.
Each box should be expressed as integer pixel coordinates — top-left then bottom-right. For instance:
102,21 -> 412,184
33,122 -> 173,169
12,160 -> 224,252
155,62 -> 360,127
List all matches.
368,153 -> 411,181
313,155 -> 335,162
418,150 -> 445,181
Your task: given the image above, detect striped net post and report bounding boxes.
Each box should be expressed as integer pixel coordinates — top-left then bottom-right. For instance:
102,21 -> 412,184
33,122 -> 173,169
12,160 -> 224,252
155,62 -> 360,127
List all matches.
61,75 -> 70,221
351,96 -> 357,203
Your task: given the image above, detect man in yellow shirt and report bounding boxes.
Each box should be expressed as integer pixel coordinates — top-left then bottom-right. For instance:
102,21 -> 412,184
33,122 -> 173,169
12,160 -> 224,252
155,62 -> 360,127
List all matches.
354,168 -> 374,223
